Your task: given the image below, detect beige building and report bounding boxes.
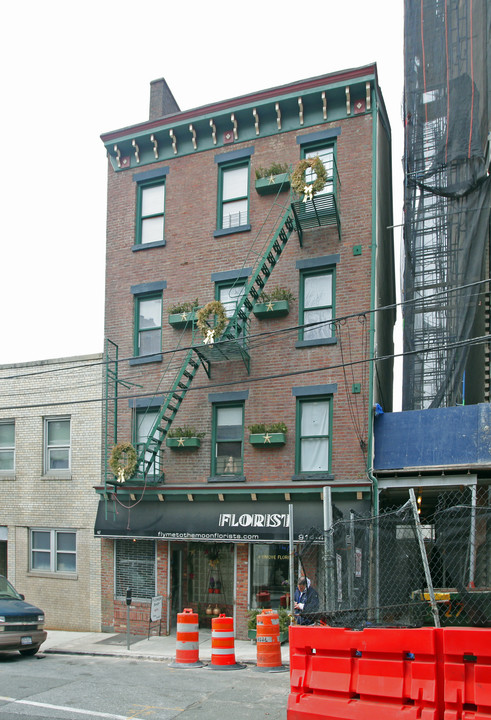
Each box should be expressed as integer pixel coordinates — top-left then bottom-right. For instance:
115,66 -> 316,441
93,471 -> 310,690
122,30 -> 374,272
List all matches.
0,353 -> 102,631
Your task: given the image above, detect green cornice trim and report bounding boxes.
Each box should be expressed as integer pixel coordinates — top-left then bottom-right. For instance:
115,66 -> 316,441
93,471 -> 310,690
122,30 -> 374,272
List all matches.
104,73 -> 376,172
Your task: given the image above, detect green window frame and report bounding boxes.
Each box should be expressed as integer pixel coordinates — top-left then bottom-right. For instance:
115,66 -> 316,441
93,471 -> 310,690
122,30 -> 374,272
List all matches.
0,420 -> 15,472
299,267 -> 335,343
212,402 -> 244,476
44,417 -> 71,473
295,396 -> 332,474
136,179 -> 166,246
218,161 -> 250,230
134,293 -> 162,358
30,528 -> 77,573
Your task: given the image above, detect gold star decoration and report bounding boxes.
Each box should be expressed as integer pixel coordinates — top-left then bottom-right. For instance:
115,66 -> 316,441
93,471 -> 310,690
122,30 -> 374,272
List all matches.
263,433 -> 272,443
177,437 -> 185,446
266,301 -> 274,311
180,312 -> 188,321
268,173 -> 275,184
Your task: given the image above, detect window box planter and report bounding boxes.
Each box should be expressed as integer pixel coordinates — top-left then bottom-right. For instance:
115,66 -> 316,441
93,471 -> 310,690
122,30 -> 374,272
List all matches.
168,311 -> 196,329
166,436 -> 201,449
255,173 -> 290,196
248,629 -> 289,643
249,432 -> 286,447
253,300 -> 290,319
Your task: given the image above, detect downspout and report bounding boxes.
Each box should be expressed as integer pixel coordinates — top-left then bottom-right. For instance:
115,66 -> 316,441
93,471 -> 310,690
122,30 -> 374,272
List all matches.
367,81 -> 379,517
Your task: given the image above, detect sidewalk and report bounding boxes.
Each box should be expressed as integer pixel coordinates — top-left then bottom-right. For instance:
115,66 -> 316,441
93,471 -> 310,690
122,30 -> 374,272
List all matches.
41,628 -> 290,667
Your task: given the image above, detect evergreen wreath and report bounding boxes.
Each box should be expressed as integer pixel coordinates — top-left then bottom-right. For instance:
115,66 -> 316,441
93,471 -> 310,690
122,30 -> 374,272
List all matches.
197,300 -> 228,344
109,442 -> 138,483
290,156 -> 328,200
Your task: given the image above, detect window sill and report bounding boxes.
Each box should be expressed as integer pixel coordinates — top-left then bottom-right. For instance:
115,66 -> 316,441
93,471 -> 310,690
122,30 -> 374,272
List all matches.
41,473 -> 72,481
291,474 -> 334,481
295,338 -> 337,349
213,224 -> 251,238
132,240 -> 166,252
129,354 -> 163,366
28,571 -> 78,580
0,473 -> 15,481
207,475 -> 246,483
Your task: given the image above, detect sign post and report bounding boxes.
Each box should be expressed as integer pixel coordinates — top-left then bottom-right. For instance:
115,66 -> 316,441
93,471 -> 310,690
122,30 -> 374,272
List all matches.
125,587 -> 132,650
148,595 -> 163,638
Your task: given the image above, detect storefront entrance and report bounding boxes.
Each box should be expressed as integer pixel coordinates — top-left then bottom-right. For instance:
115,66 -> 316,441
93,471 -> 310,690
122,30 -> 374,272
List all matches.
170,542 -> 235,628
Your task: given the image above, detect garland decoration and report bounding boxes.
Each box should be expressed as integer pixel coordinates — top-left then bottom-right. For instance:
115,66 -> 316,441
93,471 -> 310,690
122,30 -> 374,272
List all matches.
197,300 -> 227,344
290,156 -> 328,202
109,442 -> 138,484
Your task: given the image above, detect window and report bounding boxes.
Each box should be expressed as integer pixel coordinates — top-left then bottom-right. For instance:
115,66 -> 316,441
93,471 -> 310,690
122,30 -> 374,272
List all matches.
134,407 -> 161,479
304,144 -> 334,196
296,397 -> 331,473
300,268 -> 334,342
133,167 -> 169,249
115,539 -> 156,600
250,543 -> 290,609
219,163 -> 249,230
44,417 -> 70,473
137,181 -> 165,245
213,403 -> 244,476
135,294 -> 162,357
30,529 -> 76,573
0,421 -> 14,472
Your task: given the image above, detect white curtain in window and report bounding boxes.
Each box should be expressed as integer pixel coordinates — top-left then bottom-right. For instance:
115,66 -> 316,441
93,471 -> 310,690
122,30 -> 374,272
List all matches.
301,401 -> 329,472
219,284 -> 245,317
142,184 -> 165,215
305,147 -> 334,193
223,167 -> 247,200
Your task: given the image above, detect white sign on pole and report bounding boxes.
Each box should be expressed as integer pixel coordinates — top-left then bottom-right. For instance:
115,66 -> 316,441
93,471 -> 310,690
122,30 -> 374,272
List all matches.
150,595 -> 163,622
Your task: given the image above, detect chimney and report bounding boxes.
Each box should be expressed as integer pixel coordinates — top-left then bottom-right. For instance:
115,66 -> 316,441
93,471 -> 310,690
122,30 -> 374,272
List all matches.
149,78 -> 180,120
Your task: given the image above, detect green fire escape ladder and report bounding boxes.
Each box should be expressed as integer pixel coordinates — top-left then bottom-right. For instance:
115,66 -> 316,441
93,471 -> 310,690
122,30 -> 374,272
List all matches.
223,206 -> 299,338
135,349 -> 202,480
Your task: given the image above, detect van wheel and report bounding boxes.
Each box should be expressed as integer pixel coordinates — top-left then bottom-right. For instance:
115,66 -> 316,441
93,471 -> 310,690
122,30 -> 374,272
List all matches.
19,646 -> 40,656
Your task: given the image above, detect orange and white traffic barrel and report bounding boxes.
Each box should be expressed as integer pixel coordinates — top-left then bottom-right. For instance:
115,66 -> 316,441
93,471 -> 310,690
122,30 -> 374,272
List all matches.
255,609 -> 286,672
169,608 -> 203,668
209,614 -> 245,671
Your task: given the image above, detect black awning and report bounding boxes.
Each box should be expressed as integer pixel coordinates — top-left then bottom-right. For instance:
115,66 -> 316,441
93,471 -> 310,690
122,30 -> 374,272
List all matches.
94,498 -> 324,542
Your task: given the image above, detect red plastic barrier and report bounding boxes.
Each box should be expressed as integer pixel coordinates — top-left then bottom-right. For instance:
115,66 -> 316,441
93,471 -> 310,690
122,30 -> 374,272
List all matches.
288,626 -> 441,720
441,628 -> 491,720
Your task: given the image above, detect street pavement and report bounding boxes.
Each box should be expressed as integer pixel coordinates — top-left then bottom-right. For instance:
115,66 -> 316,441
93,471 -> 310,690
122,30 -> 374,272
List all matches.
40,627 -> 290,668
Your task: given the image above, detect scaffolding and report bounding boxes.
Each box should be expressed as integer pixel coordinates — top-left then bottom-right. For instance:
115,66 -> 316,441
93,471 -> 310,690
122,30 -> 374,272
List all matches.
402,0 -> 491,410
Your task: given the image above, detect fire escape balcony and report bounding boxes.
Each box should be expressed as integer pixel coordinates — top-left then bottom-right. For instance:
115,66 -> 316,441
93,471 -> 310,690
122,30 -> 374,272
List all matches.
290,157 -> 341,240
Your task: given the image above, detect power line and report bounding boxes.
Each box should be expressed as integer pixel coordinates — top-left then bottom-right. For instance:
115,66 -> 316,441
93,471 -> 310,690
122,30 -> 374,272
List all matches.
2,332 -> 490,412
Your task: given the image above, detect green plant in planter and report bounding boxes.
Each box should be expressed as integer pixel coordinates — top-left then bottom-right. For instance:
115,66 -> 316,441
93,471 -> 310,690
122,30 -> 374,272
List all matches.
248,421 -> 287,434
258,287 -> 295,304
167,425 -> 205,439
168,298 -> 199,315
255,162 -> 289,180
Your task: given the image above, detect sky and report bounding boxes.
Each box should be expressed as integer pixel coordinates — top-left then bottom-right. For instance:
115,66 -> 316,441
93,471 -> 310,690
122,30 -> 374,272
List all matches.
0,0 -> 404,402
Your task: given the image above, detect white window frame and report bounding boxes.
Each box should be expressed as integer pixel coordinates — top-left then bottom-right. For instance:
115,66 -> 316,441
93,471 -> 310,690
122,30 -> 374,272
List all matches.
44,417 -> 71,474
30,528 -> 77,574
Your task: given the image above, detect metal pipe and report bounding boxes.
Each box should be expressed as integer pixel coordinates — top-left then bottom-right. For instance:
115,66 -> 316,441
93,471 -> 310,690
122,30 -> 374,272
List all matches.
409,488 -> 440,627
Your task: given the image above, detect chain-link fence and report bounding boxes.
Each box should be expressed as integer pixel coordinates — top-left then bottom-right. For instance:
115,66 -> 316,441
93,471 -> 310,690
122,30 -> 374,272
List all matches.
295,485 -> 491,628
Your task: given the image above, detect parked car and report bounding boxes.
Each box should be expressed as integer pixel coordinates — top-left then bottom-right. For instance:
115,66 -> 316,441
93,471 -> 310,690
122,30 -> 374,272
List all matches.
0,575 -> 47,656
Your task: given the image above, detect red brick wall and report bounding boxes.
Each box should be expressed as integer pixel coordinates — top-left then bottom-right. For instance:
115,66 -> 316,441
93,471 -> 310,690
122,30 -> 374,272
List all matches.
104,114 -> 374,483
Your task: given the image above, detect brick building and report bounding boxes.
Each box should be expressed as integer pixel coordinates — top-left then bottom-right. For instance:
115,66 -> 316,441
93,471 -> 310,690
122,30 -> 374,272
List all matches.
0,354 -> 102,631
95,66 -> 395,638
